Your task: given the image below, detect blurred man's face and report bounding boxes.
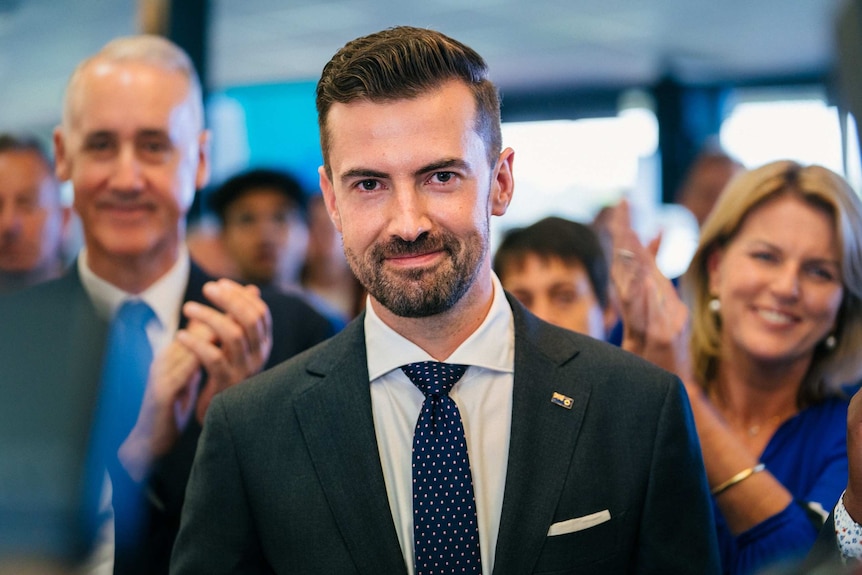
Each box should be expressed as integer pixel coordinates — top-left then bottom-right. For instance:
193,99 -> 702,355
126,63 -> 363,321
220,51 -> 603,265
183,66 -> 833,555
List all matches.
221,188 -> 305,286
54,59 -> 208,285
0,150 -> 67,274
501,253 -> 611,340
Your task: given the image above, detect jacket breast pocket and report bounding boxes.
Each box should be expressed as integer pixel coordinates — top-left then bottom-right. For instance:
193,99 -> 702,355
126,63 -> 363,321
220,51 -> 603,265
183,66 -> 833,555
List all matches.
531,513 -> 621,574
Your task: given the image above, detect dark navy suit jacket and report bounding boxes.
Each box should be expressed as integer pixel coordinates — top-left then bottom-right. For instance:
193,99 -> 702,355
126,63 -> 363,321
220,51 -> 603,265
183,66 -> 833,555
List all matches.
171,294 -> 721,574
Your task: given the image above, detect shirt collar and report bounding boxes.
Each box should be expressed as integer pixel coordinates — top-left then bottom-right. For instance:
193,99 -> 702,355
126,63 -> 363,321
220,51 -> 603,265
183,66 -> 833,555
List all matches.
77,246 -> 190,333
365,272 -> 515,381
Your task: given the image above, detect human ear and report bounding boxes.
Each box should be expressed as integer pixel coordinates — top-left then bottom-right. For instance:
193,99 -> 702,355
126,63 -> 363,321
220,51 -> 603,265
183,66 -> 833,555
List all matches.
489,147 -> 515,217
318,165 -> 342,233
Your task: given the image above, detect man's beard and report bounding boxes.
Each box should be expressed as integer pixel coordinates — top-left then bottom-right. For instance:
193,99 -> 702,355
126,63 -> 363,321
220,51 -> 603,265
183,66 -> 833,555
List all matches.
345,227 -> 486,318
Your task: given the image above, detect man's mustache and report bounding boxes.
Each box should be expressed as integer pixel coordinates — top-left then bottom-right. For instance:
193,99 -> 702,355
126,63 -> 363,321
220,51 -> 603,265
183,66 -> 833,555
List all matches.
377,233 -> 449,259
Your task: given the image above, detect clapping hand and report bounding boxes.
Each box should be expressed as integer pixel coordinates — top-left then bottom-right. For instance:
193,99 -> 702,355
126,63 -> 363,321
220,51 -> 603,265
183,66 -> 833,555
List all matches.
607,200 -> 693,385
119,279 -> 273,481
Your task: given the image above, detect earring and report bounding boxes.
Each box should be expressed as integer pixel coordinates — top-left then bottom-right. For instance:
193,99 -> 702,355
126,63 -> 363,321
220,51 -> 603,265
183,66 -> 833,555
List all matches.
708,298 -> 721,313
824,334 -> 837,350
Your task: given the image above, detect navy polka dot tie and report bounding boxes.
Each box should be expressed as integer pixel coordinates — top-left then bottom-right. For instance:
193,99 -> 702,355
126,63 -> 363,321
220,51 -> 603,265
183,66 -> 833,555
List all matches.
401,361 -> 482,575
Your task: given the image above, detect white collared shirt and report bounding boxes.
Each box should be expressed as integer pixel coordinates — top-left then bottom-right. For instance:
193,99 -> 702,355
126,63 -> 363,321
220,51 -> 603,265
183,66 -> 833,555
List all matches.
77,246 -> 190,575
77,246 -> 190,355
367,273 -> 515,575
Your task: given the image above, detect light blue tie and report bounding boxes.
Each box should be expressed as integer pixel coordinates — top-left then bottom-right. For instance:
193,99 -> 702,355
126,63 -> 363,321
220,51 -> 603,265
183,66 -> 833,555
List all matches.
96,300 -> 155,456
402,361 -> 481,575
86,300 -> 155,549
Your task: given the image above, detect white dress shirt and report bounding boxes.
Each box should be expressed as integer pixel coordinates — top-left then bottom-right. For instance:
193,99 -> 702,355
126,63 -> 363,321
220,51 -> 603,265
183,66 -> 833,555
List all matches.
367,273 -> 515,575
77,247 -> 191,575
78,246 -> 190,356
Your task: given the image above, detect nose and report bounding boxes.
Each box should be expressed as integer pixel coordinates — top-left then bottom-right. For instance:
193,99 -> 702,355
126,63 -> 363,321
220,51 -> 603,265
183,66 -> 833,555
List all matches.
387,186 -> 431,242
0,205 -> 23,239
110,146 -> 144,192
771,263 -> 801,300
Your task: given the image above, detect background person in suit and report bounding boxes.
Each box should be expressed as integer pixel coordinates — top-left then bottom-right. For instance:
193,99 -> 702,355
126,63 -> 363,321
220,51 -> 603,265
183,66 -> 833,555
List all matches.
171,25 -> 720,575
0,34 -> 335,575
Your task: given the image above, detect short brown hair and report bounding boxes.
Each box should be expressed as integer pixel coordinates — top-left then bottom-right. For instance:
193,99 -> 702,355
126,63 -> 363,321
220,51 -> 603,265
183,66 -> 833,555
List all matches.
316,26 -> 501,174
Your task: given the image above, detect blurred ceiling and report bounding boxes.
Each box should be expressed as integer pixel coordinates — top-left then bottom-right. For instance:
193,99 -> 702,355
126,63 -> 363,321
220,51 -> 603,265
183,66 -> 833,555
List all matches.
0,0 -> 849,132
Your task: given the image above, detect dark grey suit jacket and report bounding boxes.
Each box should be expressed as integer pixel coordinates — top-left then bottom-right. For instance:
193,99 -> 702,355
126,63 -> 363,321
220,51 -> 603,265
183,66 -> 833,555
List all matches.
0,262 -> 337,574
171,295 -> 720,574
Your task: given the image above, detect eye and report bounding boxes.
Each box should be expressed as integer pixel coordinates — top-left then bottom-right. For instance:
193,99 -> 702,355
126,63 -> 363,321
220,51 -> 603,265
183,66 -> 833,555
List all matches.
804,262 -> 839,283
429,171 -> 455,184
551,289 -> 578,306
228,212 -> 257,227
271,209 -> 294,226
354,179 -> 381,192
84,134 -> 116,155
750,250 -> 779,263
138,136 -> 173,161
16,195 -> 38,211
511,291 -> 533,307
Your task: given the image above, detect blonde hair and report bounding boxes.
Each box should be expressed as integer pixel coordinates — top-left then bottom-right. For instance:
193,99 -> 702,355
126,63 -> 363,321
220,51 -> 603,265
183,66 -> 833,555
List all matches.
681,160 -> 862,405
62,34 -> 203,131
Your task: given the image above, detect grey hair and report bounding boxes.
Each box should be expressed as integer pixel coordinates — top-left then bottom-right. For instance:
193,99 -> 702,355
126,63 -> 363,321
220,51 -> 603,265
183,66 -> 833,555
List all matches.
62,34 -> 203,131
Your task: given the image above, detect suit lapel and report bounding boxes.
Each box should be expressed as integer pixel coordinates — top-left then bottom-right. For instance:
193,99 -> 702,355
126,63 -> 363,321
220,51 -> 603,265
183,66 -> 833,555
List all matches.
179,261 -> 209,329
293,318 -> 409,575
493,297 -> 592,575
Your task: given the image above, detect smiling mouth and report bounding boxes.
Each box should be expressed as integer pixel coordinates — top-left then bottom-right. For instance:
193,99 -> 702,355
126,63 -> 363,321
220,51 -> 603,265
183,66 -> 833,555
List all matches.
100,201 -> 155,219
756,307 -> 796,325
386,250 -> 444,267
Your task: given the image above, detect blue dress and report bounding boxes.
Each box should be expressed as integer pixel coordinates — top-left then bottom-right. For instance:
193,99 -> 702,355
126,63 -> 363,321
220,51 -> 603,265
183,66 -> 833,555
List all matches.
714,396 -> 850,575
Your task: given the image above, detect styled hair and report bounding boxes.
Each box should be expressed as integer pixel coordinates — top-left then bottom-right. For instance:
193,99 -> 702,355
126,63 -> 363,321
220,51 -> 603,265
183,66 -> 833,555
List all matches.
316,26 -> 501,174
62,34 -> 203,131
209,168 -> 307,224
682,160 -> 862,404
493,216 -> 611,309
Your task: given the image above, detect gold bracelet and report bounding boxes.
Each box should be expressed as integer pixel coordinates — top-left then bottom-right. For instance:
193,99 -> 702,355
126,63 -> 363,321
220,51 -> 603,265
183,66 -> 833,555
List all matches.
710,463 -> 766,496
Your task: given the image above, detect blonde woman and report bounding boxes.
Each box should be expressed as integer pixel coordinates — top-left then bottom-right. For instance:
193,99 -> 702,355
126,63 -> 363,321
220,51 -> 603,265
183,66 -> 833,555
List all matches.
610,161 -> 862,575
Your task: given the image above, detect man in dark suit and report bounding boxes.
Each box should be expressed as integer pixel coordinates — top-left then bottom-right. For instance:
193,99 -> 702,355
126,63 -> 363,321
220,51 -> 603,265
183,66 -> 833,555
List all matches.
171,26 -> 720,574
0,35 -> 334,574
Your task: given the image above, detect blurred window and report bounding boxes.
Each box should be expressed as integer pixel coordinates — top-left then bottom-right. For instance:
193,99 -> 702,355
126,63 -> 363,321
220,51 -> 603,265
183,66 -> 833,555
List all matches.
497,97 -> 699,278
497,98 -> 659,240
720,86 -> 862,193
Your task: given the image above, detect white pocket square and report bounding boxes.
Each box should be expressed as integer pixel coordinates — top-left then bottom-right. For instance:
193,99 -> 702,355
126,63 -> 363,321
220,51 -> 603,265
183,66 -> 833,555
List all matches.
547,509 -> 611,536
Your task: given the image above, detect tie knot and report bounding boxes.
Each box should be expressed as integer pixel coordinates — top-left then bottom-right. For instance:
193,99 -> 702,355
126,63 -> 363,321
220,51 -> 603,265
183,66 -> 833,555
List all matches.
115,299 -> 155,327
401,361 -> 468,397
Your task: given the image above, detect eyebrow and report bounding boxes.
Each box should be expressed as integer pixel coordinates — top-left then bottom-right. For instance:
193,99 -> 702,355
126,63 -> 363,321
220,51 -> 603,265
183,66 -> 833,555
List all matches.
82,128 -> 171,140
339,158 -> 472,185
417,158 -> 471,176
82,130 -> 114,140
340,168 -> 389,184
136,129 -> 171,138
